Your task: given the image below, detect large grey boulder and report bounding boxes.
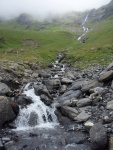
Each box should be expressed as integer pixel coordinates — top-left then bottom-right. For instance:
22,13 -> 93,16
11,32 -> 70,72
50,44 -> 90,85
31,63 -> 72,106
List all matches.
0,96 -> 16,126
58,90 -> 82,103
81,80 -> 103,92
60,106 -> 78,120
34,84 -> 53,100
77,98 -> 92,107
0,82 -> 10,96
98,70 -> 113,82
75,110 -> 91,122
90,123 -> 107,150
43,79 -> 61,91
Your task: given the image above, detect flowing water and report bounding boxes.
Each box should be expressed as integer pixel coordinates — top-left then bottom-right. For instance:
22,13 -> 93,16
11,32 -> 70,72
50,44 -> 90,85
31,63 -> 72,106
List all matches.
15,84 -> 58,130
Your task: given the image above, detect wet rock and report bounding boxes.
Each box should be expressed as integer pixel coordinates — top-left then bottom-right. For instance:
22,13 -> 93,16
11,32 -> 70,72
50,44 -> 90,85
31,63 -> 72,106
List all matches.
66,131 -> 88,144
98,70 -> 113,82
0,82 -> 11,96
0,140 -> 4,149
40,94 -> 52,106
106,100 -> 113,110
60,106 -> 78,120
28,112 -> 38,127
34,84 -> 53,100
77,98 -> 92,107
2,77 -> 20,90
17,95 -> 33,106
81,80 -> 103,92
75,110 -> 91,122
10,101 -> 19,115
0,96 -> 16,126
90,123 -> 107,150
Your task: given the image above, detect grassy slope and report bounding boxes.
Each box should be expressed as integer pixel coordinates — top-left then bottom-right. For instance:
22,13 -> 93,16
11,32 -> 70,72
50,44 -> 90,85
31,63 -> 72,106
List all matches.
0,16 -> 113,68
66,17 -> 113,68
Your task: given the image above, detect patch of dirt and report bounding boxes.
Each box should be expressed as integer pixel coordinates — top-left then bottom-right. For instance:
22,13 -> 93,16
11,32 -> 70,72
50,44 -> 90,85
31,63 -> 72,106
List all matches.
23,39 -> 38,46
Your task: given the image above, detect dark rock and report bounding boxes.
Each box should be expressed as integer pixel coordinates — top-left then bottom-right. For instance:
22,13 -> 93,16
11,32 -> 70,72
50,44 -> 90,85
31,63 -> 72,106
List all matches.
17,95 -> 33,106
43,79 -> 61,91
90,123 -> 107,150
0,96 -> 16,126
28,112 -> 38,127
0,82 -> 11,96
10,101 -> 19,115
77,98 -> 92,107
40,94 -> 52,106
34,84 -> 53,100
81,80 -> 103,92
58,90 -> 82,103
98,70 -> 113,82
69,79 -> 85,90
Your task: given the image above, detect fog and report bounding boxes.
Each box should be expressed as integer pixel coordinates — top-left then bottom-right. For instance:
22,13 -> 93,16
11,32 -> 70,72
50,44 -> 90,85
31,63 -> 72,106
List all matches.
0,0 -> 111,19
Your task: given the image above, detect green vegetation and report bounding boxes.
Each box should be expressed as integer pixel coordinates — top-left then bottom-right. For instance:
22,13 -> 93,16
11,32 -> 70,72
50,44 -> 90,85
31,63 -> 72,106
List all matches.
0,14 -> 113,69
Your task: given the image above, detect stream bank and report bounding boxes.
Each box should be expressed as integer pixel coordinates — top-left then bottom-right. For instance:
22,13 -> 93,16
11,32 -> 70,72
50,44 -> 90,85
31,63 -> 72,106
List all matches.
0,54 -> 113,149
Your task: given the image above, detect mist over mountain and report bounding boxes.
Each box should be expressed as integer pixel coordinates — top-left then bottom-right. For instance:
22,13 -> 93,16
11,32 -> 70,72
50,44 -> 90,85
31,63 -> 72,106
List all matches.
0,0 -> 111,20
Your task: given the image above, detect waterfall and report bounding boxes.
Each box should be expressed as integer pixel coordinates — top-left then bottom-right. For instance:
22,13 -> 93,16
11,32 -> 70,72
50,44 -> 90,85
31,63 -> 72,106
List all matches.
15,85 -> 58,130
77,14 -> 89,41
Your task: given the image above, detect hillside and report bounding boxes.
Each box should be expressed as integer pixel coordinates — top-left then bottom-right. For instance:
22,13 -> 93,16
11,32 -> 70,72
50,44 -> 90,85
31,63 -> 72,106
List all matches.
0,0 -> 113,68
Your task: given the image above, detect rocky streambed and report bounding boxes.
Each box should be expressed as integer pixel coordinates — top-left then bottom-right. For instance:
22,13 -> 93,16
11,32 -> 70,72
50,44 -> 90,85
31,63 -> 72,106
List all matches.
0,54 -> 113,149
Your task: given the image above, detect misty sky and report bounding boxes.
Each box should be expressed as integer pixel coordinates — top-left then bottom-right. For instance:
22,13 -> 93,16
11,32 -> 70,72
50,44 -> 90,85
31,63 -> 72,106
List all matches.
0,0 -> 111,19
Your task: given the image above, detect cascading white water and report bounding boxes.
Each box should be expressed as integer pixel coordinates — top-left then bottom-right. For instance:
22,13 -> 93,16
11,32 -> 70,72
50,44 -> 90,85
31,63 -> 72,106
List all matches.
15,85 -> 58,130
78,14 -> 89,41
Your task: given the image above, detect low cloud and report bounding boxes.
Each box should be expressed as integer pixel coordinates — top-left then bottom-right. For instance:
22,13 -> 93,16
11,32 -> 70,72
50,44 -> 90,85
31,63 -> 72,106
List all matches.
0,0 -> 111,19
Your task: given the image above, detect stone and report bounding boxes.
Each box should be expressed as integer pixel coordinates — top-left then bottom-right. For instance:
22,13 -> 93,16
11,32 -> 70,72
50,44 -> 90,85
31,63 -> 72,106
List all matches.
40,94 -> 52,106
81,80 -> 103,92
60,99 -> 78,106
17,95 -> 33,106
34,84 -> 53,100
66,71 -> 75,80
61,78 -> 73,84
98,70 -> 113,82
109,137 -> 113,150
84,121 -> 94,128
58,90 -> 82,103
90,123 -> 107,150
59,85 -> 67,94
77,98 -> 92,107
107,100 -> 113,110
28,112 -> 38,127
69,79 -> 85,90
75,110 -> 91,122
0,82 -> 10,96
43,79 -> 61,91
0,96 -> 16,126
31,72 -> 39,78
60,106 -> 78,120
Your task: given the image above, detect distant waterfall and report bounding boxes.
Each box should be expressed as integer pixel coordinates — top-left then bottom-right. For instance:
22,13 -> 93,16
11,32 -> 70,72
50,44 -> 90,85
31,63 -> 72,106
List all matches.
78,14 -> 89,41
15,85 -> 58,130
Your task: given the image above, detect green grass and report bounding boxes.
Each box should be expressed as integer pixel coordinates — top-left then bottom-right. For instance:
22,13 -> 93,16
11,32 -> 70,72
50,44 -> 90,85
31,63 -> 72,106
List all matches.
0,16 -> 113,69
